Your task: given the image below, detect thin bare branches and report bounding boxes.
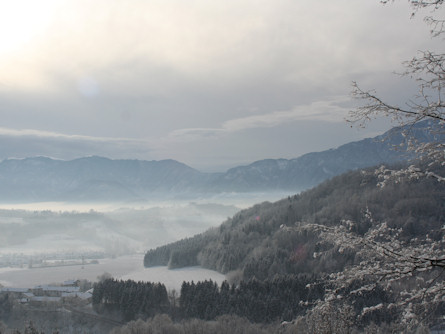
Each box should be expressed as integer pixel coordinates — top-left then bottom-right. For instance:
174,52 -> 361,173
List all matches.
313,0 -> 445,329
300,216 -> 445,328
349,50 -> 445,128
350,50 -> 445,183
380,0 -> 444,10
425,16 -> 445,36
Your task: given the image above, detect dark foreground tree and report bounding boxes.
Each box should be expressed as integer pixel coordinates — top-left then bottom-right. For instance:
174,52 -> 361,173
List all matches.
304,0 -> 445,330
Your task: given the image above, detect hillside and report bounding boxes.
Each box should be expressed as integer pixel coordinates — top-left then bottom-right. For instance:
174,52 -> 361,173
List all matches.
0,121 -> 439,202
144,162 -> 445,281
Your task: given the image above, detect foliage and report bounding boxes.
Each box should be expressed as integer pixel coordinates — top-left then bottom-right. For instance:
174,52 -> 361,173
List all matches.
307,0 -> 445,330
0,293 -> 13,321
144,233 -> 212,269
140,163 -> 445,330
179,276 -> 325,323
301,211 -> 445,329
109,314 -> 275,334
92,276 -> 325,324
144,165 -> 445,283
92,279 -> 169,321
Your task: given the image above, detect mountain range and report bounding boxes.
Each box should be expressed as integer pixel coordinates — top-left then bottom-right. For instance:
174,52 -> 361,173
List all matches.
0,121 -> 439,202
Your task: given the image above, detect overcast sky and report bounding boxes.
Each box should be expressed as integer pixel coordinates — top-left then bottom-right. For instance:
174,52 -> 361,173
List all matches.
0,0 -> 442,171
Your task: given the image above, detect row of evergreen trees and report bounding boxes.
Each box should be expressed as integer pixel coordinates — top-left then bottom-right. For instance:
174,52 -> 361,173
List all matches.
92,276 -> 323,323
92,279 -> 169,321
92,275 -> 391,326
179,275 -> 324,322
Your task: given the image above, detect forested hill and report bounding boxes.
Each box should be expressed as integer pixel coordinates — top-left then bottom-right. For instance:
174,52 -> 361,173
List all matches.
144,163 -> 445,281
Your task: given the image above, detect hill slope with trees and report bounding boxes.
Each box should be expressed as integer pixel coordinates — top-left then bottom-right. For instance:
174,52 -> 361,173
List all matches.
144,162 -> 445,281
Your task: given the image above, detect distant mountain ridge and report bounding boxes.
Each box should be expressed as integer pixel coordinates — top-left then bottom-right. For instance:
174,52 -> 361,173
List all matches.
0,121 -> 439,202
0,156 -> 212,202
208,120 -> 440,191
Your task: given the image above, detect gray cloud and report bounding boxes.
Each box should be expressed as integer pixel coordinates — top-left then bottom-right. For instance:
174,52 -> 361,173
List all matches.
165,97 -> 351,143
0,0 -> 439,171
0,128 -> 152,161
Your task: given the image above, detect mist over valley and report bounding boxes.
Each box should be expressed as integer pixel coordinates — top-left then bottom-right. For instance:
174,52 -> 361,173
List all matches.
0,122 -> 435,288
0,192 -> 290,289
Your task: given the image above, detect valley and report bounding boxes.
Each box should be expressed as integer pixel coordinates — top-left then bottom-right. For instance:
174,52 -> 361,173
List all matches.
0,123 -> 443,333
0,192 -> 288,288
0,254 -> 225,292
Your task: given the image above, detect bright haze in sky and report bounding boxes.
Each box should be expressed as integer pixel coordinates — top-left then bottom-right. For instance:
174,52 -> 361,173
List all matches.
0,0 -> 441,171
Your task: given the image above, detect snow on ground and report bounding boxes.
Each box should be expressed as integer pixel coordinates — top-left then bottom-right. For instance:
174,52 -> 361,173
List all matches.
120,265 -> 226,292
0,194 -> 291,290
0,254 -> 225,291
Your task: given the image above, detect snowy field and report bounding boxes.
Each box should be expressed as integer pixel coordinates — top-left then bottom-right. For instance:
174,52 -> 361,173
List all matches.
0,254 -> 225,291
0,192 -> 292,289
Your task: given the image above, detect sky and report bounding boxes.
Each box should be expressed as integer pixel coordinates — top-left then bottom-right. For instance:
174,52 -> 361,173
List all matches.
0,0 -> 442,172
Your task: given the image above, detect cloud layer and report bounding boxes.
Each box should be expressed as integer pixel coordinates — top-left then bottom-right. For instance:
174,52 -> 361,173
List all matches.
0,0 -> 440,170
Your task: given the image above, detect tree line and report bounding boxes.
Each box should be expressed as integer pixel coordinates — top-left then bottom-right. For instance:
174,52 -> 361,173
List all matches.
92,279 -> 169,321
91,274 -> 395,329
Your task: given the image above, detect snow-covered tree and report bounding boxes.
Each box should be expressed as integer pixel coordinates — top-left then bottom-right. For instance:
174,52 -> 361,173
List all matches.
349,0 -> 445,185
298,1 -> 445,330
303,209 -> 444,329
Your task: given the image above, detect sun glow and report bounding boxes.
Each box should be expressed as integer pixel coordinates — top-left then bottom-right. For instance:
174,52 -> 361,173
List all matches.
0,1 -> 57,56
